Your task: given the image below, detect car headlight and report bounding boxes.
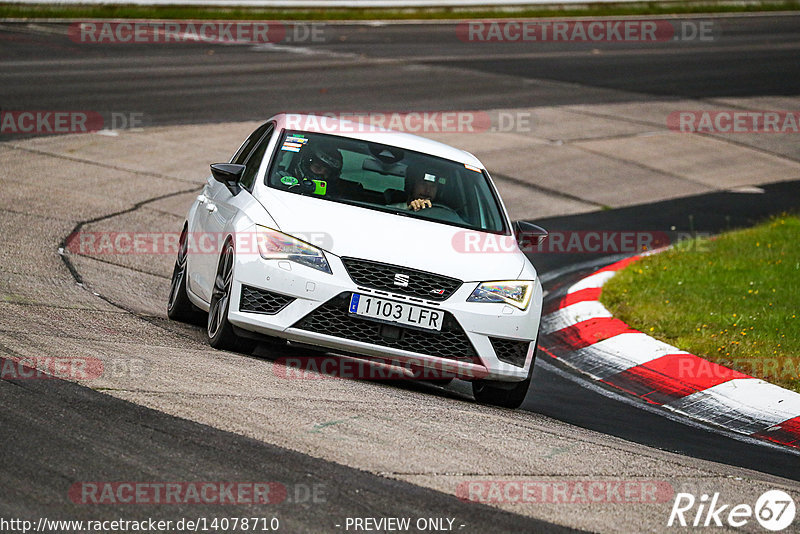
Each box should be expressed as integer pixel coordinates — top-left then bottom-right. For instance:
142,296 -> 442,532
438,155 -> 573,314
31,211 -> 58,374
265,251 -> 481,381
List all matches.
467,280 -> 533,310
255,225 -> 332,274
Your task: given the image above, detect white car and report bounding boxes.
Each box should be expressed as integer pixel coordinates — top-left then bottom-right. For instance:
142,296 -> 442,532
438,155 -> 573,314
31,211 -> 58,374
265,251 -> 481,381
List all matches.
168,113 -> 547,408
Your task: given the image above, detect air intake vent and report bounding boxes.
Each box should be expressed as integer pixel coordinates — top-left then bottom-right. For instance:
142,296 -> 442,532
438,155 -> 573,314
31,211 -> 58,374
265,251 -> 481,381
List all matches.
341,257 -> 461,301
240,285 -> 294,315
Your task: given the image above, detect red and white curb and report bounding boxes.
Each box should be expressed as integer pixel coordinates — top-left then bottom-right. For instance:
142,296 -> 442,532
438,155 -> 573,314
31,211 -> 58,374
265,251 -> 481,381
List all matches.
540,255 -> 800,450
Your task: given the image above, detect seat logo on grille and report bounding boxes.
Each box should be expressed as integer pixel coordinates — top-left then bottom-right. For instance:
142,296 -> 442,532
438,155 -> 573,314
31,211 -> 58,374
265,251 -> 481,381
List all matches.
393,273 -> 410,287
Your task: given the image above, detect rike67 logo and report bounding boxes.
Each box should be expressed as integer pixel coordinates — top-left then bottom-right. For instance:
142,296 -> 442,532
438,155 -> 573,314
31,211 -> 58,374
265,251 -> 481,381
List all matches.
669,490 -> 796,531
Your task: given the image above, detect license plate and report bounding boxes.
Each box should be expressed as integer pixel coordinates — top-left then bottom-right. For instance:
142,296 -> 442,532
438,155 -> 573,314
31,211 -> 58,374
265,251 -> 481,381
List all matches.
348,293 -> 443,332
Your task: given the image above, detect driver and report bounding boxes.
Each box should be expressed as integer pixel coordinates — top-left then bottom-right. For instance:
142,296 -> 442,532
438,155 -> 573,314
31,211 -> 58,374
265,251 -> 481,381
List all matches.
289,142 -> 343,193
400,166 -> 443,212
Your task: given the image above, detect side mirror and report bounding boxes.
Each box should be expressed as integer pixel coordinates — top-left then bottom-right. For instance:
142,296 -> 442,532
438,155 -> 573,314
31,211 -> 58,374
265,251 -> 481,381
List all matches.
514,220 -> 548,251
210,163 -> 245,194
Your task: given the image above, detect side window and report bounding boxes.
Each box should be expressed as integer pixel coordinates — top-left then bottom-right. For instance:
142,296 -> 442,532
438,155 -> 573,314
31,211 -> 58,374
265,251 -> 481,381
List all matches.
231,122 -> 272,165
239,124 -> 274,191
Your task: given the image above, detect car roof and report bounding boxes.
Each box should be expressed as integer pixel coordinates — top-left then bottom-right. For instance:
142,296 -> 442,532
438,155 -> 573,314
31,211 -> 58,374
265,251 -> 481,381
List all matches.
268,113 -> 485,169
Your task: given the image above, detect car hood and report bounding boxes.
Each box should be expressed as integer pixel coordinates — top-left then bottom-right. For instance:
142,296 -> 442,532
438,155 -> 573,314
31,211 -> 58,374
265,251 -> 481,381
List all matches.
260,190 -> 525,282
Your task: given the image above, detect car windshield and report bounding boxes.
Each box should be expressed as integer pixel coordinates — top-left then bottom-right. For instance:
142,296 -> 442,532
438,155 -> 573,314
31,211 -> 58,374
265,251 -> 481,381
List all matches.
266,131 -> 507,233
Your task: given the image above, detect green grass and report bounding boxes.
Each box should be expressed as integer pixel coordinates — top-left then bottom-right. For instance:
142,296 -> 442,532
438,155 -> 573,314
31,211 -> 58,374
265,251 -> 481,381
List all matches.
0,1 -> 798,20
601,214 -> 800,393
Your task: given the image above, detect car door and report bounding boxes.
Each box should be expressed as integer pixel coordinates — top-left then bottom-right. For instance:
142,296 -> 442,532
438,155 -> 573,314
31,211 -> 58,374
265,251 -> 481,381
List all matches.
189,122 -> 274,303
193,123 -> 274,302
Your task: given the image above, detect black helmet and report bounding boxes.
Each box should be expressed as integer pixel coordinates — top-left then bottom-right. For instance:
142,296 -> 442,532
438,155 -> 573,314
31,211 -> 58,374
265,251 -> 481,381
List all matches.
297,142 -> 343,181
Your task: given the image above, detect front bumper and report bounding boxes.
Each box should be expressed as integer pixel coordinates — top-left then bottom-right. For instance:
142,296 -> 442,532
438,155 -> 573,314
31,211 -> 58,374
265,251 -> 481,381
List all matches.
227,253 -> 542,382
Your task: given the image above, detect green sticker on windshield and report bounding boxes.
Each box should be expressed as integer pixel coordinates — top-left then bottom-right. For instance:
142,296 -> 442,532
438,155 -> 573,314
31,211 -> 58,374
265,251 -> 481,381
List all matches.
281,175 -> 299,186
312,180 -> 327,195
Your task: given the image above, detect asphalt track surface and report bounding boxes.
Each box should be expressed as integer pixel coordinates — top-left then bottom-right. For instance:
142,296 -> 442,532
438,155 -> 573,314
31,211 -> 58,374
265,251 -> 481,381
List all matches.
1,15 -> 799,129
0,360 -> 572,532
2,14 -> 800,533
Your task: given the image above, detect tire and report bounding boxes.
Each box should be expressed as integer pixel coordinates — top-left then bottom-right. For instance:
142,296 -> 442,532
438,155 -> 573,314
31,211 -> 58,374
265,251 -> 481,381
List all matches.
207,240 -> 257,353
167,226 -> 201,323
472,343 -> 538,409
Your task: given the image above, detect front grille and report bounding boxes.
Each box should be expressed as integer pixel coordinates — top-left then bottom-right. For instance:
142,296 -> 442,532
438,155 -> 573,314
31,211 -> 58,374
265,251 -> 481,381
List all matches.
292,293 -> 477,362
341,257 -> 461,301
240,285 -> 295,315
490,337 -> 531,367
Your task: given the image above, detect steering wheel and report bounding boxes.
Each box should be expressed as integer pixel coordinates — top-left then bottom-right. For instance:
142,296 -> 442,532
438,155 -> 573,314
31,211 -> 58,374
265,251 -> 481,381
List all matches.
427,202 -> 459,215
418,203 -> 466,223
